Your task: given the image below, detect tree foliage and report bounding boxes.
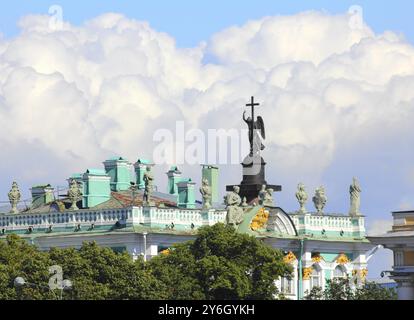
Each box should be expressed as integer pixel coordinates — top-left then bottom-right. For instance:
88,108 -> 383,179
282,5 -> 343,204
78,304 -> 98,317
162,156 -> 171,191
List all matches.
0,224 -> 292,300
149,223 -> 292,299
304,277 -> 397,300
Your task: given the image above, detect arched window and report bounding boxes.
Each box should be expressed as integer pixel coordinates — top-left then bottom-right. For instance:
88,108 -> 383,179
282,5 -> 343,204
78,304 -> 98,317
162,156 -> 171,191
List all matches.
280,277 -> 295,295
334,265 -> 347,279
310,265 -> 322,289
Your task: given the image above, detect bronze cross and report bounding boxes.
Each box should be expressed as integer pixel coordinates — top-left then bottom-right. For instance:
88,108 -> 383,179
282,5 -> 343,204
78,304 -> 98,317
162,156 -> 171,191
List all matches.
246,96 -> 260,123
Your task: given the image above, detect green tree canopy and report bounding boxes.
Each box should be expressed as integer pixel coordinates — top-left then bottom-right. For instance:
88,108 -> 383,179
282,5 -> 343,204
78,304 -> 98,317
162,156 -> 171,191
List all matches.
0,234 -> 53,300
148,223 -> 293,300
0,224 -> 292,300
304,277 -> 397,300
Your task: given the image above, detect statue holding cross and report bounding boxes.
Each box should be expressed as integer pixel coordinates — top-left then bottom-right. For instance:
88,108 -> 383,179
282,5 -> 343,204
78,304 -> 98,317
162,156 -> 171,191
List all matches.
243,96 -> 266,156
226,95 -> 281,203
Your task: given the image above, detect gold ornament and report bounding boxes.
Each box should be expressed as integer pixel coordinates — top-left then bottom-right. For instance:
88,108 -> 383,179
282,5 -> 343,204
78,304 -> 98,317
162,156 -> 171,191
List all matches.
160,249 -> 170,255
360,269 -> 368,280
283,252 -> 297,264
311,254 -> 323,264
336,253 -> 350,265
250,208 -> 269,231
303,267 -> 313,280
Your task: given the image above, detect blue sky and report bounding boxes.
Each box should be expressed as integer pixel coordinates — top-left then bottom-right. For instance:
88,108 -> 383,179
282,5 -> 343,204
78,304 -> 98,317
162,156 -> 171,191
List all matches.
1,0 -> 414,46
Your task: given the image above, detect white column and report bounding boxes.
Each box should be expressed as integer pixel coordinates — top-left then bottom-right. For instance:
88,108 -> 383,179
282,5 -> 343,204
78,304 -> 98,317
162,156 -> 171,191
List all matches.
302,251 -> 312,296
293,263 -> 299,300
148,244 -> 159,259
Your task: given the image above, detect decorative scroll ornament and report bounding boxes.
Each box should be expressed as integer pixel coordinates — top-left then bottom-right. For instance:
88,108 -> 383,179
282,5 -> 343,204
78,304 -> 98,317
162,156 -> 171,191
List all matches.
311,254 -> 323,264
360,269 -> 368,280
250,207 -> 269,231
303,267 -> 313,280
336,253 -> 350,265
283,252 -> 297,264
352,269 -> 368,282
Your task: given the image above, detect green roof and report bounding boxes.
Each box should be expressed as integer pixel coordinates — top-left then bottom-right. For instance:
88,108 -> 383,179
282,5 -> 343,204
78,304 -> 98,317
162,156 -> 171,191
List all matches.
31,184 -> 52,189
106,156 -> 128,161
85,168 -> 107,176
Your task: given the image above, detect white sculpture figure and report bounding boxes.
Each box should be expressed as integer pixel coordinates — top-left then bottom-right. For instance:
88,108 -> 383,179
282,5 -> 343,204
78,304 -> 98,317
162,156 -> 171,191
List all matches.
263,189 -> 274,207
349,177 -> 362,216
241,197 -> 248,207
8,182 -> 21,214
313,186 -> 327,214
296,183 -> 308,214
68,179 -> 82,211
258,185 -> 267,205
225,186 -> 244,228
200,178 -> 212,209
143,166 -> 155,206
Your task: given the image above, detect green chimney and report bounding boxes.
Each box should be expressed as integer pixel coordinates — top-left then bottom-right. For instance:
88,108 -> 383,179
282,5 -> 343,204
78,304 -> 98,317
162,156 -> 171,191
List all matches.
201,165 -> 219,204
82,169 -> 111,208
166,166 -> 183,196
177,180 -> 196,209
31,184 -> 55,208
134,159 -> 150,189
103,157 -> 131,191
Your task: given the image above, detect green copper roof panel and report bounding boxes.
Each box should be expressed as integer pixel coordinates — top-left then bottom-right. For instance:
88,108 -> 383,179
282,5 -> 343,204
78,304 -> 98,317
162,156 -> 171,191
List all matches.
85,169 -> 107,176
106,156 -> 128,161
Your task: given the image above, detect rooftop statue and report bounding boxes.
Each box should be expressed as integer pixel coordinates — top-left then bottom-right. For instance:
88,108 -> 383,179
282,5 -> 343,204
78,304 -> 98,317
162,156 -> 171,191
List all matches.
200,178 -> 212,209
225,186 -> 244,228
263,188 -> 274,207
258,185 -> 267,205
349,177 -> 362,216
296,183 -> 308,214
259,185 -> 274,206
68,179 -> 82,211
243,96 -> 266,156
143,166 -> 155,206
8,182 -> 21,214
313,186 -> 327,214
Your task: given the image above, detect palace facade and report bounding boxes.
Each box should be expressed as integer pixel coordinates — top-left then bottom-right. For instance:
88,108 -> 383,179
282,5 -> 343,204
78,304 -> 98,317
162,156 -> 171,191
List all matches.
0,156 -> 373,300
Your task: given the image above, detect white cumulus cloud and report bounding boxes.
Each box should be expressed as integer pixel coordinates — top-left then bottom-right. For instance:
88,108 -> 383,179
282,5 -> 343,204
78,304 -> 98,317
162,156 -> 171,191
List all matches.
0,11 -> 413,219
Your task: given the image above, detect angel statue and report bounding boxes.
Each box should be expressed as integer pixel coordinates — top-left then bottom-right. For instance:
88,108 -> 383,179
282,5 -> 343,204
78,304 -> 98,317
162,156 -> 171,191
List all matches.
243,97 -> 266,156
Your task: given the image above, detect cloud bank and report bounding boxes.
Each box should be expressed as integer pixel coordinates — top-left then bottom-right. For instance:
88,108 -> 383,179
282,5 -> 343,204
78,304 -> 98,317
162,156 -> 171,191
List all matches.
0,11 -> 414,222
